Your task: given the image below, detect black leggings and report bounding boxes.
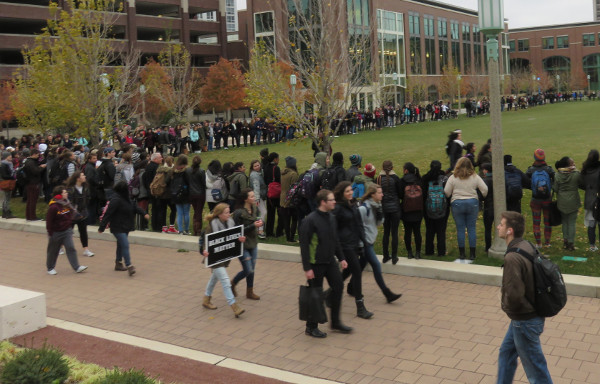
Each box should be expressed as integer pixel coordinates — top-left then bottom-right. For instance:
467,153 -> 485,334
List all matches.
72,220 -> 88,248
403,220 -> 422,252
341,248 -> 363,300
382,211 -> 401,258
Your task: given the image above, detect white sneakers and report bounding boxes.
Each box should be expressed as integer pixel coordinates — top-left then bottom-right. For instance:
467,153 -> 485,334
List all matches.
59,248 -> 65,255
83,249 -> 95,257
47,269 -> 57,275
76,265 -> 88,273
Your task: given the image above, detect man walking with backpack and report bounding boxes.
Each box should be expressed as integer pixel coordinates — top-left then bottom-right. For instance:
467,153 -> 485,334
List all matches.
497,211 -> 553,384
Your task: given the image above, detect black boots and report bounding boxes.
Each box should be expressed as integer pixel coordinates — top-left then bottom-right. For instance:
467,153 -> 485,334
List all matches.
391,255 -> 399,265
459,247 -> 466,259
356,298 -> 373,319
305,326 -> 327,338
331,322 -> 353,334
469,247 -> 476,260
382,254 -> 391,263
2,209 -> 15,219
415,251 -> 421,259
407,250 -> 414,259
383,288 -> 402,303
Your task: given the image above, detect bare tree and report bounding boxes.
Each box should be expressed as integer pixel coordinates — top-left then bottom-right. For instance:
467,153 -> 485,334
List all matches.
246,0 -> 374,152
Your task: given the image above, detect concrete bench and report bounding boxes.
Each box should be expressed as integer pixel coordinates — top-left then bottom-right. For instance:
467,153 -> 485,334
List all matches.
0,285 -> 46,340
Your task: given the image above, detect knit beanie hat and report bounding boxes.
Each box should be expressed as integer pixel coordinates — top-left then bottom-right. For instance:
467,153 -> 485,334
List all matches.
285,156 -> 297,168
349,154 -> 362,167
534,148 -> 545,161
504,154 -> 512,166
364,163 -> 376,178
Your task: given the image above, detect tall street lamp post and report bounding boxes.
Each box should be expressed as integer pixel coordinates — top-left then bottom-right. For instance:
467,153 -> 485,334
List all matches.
587,74 -> 591,100
556,74 -> 560,98
139,84 -> 146,124
479,0 -> 507,258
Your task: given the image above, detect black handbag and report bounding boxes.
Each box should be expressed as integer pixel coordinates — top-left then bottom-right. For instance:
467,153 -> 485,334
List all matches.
549,199 -> 562,227
298,284 -> 328,324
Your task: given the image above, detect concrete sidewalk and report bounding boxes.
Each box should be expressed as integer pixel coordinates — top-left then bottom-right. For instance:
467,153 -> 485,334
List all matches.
2,221 -> 600,383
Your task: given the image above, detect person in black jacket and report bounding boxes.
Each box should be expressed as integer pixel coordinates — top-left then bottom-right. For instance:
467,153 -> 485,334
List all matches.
186,155 -> 206,236
480,163 -> 495,252
83,152 -> 99,225
97,147 -> 116,201
98,181 -> 149,276
263,152 -> 283,237
445,129 -> 464,171
143,153 -> 163,232
66,171 -> 94,257
504,154 -> 529,213
333,181 -> 373,320
23,149 -> 47,221
300,189 -> 351,338
399,163 -> 423,259
377,160 -> 403,264
421,160 -> 449,257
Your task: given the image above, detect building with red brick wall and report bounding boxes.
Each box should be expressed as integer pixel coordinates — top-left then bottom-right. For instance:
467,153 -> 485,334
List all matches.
508,21 -> 600,93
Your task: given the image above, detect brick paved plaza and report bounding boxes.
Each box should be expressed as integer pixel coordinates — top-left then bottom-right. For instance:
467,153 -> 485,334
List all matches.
2,227 -> 600,383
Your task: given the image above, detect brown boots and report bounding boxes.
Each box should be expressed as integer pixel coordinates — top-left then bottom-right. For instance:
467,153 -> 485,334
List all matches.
231,303 -> 245,317
202,295 -> 217,310
115,262 -> 128,271
246,287 -> 260,300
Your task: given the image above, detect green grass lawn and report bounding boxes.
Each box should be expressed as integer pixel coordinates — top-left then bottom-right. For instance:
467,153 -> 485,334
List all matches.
7,100 -> 600,276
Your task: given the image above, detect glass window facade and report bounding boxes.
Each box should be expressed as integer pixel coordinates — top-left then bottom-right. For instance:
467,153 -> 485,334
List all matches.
517,39 -> 529,52
377,10 -> 406,86
462,23 -> 471,73
509,40 -> 515,52
583,33 -> 595,47
557,35 -> 569,48
409,12 -> 421,74
424,16 -> 435,74
254,11 -> 275,54
347,0 -> 369,26
473,25 -> 482,73
542,37 -> 554,50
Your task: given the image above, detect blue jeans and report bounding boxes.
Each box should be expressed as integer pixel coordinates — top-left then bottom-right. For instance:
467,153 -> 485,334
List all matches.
208,136 -> 213,151
497,317 -> 552,384
233,247 -> 257,288
363,244 -> 387,292
451,198 -> 479,248
113,232 -> 131,266
255,130 -> 262,144
205,267 -> 236,305
176,203 -> 190,232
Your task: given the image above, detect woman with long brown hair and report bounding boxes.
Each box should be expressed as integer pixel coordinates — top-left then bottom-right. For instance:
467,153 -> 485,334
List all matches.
333,181 -> 373,319
444,157 -> 487,260
66,171 -> 94,257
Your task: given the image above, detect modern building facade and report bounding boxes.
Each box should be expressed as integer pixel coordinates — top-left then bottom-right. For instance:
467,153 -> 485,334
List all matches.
238,0 -> 510,107
0,0 -> 234,79
508,21 -> 600,92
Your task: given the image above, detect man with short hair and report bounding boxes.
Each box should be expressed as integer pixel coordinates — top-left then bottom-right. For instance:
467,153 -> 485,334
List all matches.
299,189 -> 352,338
496,211 -> 552,384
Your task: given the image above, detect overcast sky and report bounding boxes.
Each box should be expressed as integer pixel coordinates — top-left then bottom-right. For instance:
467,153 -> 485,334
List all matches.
236,0 -> 594,29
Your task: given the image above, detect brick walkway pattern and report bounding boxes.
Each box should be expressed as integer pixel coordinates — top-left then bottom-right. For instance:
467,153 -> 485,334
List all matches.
1,228 -> 600,384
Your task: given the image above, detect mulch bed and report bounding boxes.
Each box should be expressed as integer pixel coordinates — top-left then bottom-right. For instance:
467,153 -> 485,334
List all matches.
10,326 -> 288,384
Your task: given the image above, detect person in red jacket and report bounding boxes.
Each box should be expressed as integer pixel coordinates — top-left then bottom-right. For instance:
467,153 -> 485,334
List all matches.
46,186 -> 88,275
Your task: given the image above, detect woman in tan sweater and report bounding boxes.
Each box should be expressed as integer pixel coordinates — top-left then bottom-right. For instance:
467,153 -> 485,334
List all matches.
444,157 -> 488,260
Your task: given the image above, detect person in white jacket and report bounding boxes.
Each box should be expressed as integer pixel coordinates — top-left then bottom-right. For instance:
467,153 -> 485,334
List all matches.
358,184 -> 402,303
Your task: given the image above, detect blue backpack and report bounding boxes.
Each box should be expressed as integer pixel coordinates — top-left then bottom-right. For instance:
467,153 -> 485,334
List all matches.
531,169 -> 551,199
426,177 -> 447,219
352,181 -> 365,199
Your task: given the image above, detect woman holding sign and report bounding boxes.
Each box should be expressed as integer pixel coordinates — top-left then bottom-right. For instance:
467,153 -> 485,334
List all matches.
232,188 -> 264,300
202,202 -> 246,317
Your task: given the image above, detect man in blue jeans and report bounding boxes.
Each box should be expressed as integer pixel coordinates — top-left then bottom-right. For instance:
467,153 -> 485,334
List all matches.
497,211 -> 552,383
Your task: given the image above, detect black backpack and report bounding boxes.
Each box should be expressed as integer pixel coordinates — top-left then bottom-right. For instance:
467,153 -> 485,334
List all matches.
320,167 -> 338,191
505,170 -> 523,200
506,242 -> 567,318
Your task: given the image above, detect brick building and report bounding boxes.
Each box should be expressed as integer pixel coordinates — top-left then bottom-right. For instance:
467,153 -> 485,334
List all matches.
0,0 -> 238,79
508,21 -> 600,93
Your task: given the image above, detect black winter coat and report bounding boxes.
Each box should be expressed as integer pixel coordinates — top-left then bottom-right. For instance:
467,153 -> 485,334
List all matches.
333,200 -> 366,250
99,192 -> 145,234
377,172 -> 402,214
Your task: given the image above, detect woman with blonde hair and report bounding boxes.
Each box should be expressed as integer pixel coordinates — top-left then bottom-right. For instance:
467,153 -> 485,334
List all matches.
201,202 -> 246,317
444,157 -> 487,260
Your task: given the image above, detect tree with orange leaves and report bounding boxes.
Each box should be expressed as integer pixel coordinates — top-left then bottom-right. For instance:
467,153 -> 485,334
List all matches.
0,81 -> 15,133
137,60 -> 171,126
200,58 -> 246,120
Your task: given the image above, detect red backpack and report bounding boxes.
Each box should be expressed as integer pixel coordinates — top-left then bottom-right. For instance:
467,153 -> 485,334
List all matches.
403,184 -> 423,212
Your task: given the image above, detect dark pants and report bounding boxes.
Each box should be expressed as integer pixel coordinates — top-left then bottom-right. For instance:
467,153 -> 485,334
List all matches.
340,248 -> 363,300
266,198 -> 283,237
150,197 -> 161,232
72,220 -> 88,248
484,211 -> 494,251
382,211 -> 401,258
280,206 -> 297,241
190,194 -> 205,236
507,199 -> 522,213
403,219 -> 422,252
46,228 -> 80,271
306,262 -> 343,329
86,196 -> 99,225
25,184 -> 39,220
137,199 -> 149,230
425,216 -> 448,256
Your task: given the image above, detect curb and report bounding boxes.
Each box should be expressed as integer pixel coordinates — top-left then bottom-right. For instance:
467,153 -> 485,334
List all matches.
1,218 -> 599,298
